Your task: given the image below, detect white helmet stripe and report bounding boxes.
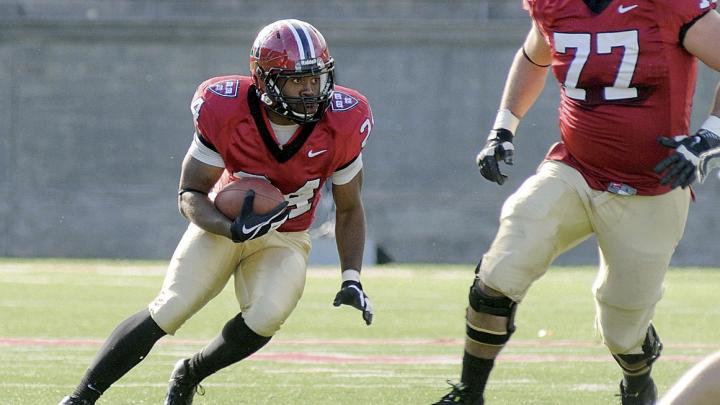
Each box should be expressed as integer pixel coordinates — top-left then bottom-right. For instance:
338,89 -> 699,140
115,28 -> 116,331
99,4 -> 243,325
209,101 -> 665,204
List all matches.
296,23 -> 316,59
285,19 -> 315,60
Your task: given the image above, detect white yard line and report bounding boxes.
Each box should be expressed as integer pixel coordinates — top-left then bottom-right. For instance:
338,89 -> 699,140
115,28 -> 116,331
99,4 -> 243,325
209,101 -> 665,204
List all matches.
1,337 -> 716,364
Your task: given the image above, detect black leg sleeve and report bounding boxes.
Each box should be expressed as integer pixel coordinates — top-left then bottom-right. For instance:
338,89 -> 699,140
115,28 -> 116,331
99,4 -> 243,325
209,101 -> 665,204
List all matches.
72,308 -> 166,401
189,313 -> 271,382
461,351 -> 495,398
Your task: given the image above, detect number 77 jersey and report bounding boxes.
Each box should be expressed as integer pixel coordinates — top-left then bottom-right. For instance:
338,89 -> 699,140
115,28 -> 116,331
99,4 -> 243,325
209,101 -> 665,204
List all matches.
525,0 -> 716,195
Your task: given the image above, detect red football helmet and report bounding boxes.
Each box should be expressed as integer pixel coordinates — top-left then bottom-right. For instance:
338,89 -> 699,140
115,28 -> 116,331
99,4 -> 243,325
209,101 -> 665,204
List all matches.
249,19 -> 335,123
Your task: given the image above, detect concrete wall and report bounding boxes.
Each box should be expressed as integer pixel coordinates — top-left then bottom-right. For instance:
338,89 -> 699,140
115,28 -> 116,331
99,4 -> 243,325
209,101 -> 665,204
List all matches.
1,0 -> 719,266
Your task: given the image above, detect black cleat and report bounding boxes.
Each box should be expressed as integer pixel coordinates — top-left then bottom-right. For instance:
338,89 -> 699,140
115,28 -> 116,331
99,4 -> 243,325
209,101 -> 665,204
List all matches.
433,381 -> 484,405
58,396 -> 94,405
618,378 -> 657,405
164,359 -> 204,405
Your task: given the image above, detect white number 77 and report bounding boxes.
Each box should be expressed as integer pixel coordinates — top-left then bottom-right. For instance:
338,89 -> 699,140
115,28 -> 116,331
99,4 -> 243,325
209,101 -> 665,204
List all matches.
554,30 -> 639,101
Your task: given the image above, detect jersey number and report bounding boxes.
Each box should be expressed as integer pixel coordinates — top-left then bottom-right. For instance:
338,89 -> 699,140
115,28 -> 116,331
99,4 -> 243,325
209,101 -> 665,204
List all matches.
360,117 -> 373,148
286,179 -> 321,219
554,30 -> 639,101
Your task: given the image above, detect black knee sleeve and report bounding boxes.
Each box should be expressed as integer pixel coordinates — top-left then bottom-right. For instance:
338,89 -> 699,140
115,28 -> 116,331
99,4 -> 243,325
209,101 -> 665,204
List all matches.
466,279 -> 518,346
613,324 -> 663,376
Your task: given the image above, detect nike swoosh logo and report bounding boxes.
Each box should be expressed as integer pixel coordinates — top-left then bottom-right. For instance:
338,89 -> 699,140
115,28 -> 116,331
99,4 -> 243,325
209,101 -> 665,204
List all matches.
308,149 -> 327,158
241,208 -> 288,235
617,4 -> 638,13
242,222 -> 265,235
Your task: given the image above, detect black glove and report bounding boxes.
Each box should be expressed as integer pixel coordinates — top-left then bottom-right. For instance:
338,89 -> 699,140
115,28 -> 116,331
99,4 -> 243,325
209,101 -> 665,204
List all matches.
230,190 -> 289,242
654,129 -> 720,189
333,280 -> 374,325
476,128 -> 515,185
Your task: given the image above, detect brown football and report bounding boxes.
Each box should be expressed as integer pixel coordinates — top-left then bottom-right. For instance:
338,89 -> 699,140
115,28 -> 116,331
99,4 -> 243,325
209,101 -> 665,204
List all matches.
214,177 -> 284,219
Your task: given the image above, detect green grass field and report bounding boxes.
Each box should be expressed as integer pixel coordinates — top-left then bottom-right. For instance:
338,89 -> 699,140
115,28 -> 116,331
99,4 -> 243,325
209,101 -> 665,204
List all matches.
1,259 -> 719,404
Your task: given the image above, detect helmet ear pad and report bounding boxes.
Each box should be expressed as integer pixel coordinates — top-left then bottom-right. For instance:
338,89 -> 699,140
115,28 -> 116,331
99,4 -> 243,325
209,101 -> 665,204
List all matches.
251,67 -> 277,107
251,66 -> 264,90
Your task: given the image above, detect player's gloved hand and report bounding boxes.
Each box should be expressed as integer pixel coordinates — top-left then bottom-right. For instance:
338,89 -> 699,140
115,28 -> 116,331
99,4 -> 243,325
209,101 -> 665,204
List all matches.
230,190 -> 289,242
476,128 -> 515,185
654,129 -> 720,189
333,274 -> 374,325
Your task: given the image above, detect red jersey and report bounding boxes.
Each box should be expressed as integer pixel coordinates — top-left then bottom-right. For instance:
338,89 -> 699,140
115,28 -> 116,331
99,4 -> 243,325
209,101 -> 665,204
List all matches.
525,0 -> 716,195
189,76 -> 373,232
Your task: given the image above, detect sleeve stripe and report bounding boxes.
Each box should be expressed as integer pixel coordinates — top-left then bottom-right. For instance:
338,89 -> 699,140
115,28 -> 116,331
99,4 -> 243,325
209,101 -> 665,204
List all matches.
197,132 -> 218,152
188,132 -> 225,167
332,154 -> 362,185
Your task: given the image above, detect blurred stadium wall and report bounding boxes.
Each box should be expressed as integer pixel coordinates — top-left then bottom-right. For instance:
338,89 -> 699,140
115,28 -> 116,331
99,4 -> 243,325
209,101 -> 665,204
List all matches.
1,0 -> 719,265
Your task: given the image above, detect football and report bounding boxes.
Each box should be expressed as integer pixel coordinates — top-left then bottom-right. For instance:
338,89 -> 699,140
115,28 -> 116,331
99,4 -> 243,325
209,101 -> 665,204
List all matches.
214,177 -> 285,219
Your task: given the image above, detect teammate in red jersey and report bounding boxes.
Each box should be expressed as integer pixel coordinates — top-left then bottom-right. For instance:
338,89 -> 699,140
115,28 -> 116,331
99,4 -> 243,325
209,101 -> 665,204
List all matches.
59,19 -> 374,405
436,1 -> 720,404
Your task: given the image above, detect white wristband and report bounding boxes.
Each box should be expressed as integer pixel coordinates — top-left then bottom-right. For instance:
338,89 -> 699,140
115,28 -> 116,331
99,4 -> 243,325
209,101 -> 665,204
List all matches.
341,269 -> 361,283
701,115 -> 720,135
492,108 -> 520,134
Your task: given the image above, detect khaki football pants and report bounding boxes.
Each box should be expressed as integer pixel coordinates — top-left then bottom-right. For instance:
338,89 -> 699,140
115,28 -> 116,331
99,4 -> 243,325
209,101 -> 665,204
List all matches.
149,223 -> 311,337
478,160 -> 690,354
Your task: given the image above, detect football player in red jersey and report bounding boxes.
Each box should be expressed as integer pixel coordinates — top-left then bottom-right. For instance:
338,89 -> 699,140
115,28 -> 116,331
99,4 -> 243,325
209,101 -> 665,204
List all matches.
436,1 -> 720,405
59,19 -> 375,405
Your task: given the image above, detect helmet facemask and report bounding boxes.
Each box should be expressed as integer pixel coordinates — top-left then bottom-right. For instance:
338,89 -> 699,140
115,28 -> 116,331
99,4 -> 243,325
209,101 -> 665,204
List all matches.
256,58 -> 335,123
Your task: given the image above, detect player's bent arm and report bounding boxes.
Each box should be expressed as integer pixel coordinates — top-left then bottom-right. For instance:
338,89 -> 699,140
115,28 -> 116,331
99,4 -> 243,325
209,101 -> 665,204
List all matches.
330,169 -> 374,325
684,10 -> 720,72
331,170 -> 366,273
177,152 -> 232,238
498,22 -> 552,120
681,10 -> 720,183
684,10 -> 720,118
475,22 -> 552,185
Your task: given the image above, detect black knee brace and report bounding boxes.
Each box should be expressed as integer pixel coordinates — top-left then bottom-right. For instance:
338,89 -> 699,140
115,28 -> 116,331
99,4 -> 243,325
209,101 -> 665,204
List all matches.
613,324 -> 663,376
466,278 -> 518,346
